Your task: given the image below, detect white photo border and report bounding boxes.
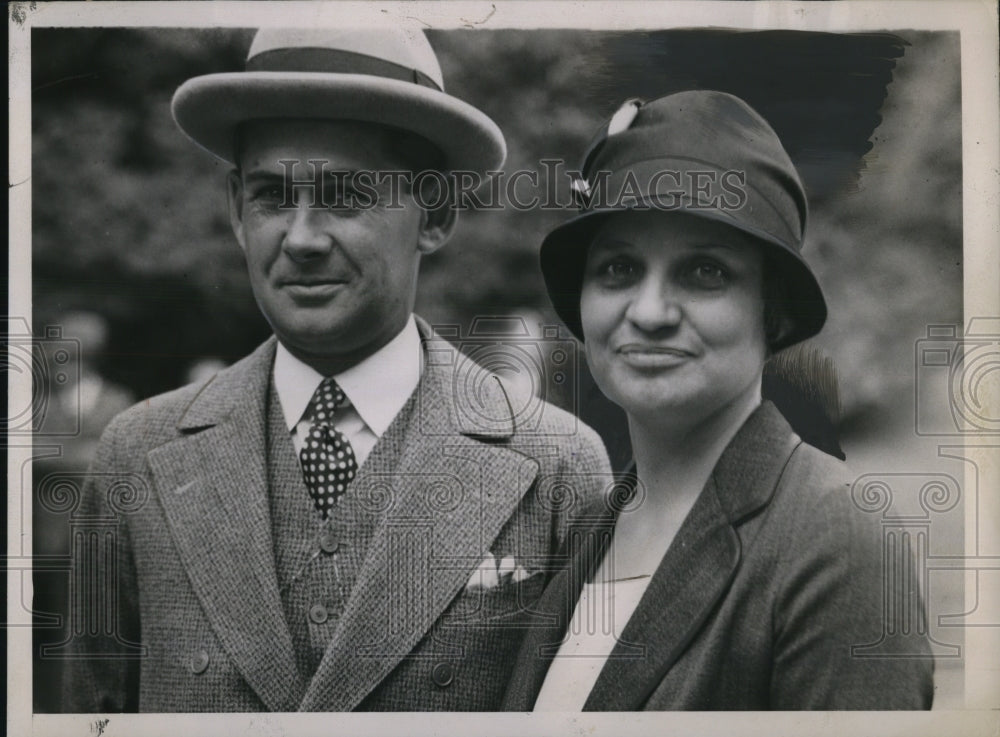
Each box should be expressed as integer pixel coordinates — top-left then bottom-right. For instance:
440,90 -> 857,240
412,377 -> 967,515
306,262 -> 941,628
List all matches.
8,2 -> 999,736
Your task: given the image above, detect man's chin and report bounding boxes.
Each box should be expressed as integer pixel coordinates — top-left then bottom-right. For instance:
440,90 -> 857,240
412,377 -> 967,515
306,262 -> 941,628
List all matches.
274,323 -> 395,373
280,329 -> 358,355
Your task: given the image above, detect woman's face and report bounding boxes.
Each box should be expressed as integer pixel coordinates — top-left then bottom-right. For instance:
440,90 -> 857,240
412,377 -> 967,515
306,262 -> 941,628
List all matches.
580,210 -> 769,429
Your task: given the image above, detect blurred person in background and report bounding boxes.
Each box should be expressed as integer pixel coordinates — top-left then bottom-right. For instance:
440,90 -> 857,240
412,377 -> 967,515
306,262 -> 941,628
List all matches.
32,310 -> 134,711
503,91 -> 934,710
33,309 -> 135,555
62,27 -> 610,713
34,310 -> 135,472
184,356 -> 229,386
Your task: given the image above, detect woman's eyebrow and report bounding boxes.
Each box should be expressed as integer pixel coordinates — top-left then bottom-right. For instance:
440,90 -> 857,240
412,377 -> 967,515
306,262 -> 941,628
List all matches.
687,242 -> 739,253
589,239 -> 633,254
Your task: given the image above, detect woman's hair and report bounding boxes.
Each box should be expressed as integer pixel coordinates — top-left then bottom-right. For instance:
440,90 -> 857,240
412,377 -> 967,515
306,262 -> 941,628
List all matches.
762,343 -> 844,459
762,251 -> 795,353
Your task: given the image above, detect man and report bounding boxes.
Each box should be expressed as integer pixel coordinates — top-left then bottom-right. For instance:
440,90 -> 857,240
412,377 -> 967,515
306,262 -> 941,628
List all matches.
62,27 -> 611,712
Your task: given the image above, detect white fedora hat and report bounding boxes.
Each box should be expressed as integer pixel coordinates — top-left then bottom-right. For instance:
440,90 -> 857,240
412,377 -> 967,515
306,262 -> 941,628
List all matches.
171,27 -> 506,174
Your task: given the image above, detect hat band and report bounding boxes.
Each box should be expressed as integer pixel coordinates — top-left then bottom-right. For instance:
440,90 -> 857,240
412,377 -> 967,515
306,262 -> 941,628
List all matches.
246,47 -> 442,91
577,155 -> 804,249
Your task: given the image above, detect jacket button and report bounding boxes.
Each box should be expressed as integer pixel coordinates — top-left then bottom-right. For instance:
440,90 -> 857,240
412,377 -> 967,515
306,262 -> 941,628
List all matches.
319,531 -> 339,555
309,604 -> 329,624
190,650 -> 210,675
431,662 -> 454,688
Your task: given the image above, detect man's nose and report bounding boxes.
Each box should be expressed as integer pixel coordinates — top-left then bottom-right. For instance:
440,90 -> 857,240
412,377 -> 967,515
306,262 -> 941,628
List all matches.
624,275 -> 683,332
282,199 -> 334,261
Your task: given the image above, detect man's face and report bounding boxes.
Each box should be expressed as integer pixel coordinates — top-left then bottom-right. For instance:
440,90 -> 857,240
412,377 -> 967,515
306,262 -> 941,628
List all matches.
228,119 -> 451,371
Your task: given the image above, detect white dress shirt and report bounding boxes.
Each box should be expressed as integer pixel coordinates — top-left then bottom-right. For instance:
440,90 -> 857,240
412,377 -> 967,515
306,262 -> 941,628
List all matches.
272,316 -> 423,466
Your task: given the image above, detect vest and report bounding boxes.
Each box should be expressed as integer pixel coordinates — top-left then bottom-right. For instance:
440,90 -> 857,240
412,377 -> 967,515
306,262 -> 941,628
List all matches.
265,376 -> 418,679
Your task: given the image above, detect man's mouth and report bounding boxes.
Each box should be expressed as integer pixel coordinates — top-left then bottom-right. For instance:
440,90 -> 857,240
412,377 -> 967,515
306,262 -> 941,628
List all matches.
281,279 -> 348,298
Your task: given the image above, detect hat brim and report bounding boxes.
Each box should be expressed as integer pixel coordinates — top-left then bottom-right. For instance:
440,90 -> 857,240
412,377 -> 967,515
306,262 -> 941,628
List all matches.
540,204 -> 828,352
171,72 -> 506,174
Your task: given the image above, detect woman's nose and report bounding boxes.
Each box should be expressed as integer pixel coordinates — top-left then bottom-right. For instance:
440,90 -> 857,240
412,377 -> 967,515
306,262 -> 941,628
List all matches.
624,276 -> 683,332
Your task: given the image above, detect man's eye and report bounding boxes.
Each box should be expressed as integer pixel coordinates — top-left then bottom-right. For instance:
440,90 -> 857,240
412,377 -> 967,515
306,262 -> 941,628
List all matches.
322,185 -> 376,212
344,188 -> 376,208
252,185 -> 287,204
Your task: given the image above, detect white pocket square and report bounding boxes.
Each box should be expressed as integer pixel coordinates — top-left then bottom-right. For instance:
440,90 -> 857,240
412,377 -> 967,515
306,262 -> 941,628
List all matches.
511,564 -> 534,583
465,554 -> 538,590
466,554 -> 500,590
497,555 -> 517,581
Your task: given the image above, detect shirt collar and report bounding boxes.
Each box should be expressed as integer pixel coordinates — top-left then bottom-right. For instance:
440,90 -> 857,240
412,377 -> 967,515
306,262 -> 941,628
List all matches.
273,315 -> 423,437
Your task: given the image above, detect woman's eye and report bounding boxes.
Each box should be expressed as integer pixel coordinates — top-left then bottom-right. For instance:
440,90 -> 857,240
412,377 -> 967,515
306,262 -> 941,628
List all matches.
688,262 -> 728,288
590,256 -> 640,283
605,260 -> 635,278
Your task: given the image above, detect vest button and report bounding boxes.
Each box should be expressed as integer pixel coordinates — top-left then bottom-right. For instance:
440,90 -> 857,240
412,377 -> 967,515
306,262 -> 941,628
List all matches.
319,531 -> 340,555
309,604 -> 329,624
431,662 -> 454,688
190,650 -> 210,675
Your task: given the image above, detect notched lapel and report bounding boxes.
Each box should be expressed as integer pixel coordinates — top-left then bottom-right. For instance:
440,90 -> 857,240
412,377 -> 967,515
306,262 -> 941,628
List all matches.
148,339 -> 306,712
582,402 -> 801,710
298,341 -> 540,711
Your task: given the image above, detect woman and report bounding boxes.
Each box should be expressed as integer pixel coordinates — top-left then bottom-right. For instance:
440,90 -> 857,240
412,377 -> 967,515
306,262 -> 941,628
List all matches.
503,91 -> 934,710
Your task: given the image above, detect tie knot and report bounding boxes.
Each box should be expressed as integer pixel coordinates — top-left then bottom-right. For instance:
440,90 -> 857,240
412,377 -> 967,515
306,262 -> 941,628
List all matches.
309,376 -> 347,426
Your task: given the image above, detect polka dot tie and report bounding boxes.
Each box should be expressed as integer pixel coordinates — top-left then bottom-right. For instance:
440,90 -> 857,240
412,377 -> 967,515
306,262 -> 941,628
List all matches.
299,377 -> 358,519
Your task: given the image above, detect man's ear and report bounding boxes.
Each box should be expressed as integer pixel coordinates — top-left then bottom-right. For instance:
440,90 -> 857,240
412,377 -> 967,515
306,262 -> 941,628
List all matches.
416,205 -> 458,256
226,169 -> 247,252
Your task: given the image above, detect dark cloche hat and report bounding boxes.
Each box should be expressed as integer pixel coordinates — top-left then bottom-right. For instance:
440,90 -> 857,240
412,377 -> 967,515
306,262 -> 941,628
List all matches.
540,90 -> 827,351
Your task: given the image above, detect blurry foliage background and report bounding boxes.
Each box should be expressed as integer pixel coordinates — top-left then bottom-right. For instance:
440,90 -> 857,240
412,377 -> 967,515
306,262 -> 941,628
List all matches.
32,27 -> 962,445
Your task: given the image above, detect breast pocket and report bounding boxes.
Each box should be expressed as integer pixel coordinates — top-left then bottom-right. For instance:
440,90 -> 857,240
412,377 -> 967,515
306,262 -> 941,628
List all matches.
443,571 -> 548,626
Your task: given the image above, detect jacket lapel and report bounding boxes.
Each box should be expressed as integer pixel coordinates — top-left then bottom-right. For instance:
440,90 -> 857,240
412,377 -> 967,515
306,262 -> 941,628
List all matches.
503,497 -> 618,710
583,401 -> 801,710
147,338 -> 306,712
298,325 -> 541,711
582,478 -> 741,710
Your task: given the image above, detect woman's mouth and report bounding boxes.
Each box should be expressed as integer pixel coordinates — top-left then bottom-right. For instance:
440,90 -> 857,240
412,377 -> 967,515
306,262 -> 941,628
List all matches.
615,344 -> 695,368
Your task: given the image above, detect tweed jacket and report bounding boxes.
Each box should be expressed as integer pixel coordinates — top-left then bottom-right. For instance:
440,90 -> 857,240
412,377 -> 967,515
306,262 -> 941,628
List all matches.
61,319 -> 612,712
503,401 -> 935,710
